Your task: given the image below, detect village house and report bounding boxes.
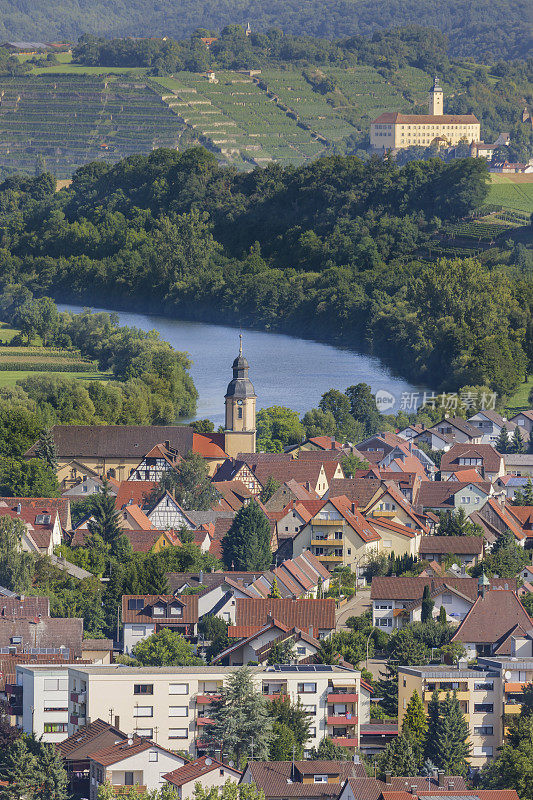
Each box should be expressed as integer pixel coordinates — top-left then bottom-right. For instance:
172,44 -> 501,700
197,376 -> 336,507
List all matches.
122,595 -> 199,654
509,410 -> 533,435
365,482 -> 430,533
417,480 -> 492,516
503,453 -> 533,477
57,719 -> 129,796
440,444 -> 505,482
338,774 -> 470,800
290,495 -> 381,572
164,757 -> 241,799
212,617 -> 323,666
228,597 -> 336,640
418,535 -> 484,566
468,410 -> 529,446
241,761 -> 364,800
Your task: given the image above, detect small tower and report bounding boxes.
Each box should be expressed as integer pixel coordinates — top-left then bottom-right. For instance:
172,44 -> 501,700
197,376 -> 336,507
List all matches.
429,76 -> 443,116
224,335 -> 257,457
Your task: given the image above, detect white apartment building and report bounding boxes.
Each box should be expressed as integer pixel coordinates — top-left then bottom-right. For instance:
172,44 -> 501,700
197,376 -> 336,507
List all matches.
15,665 -> 72,742
64,664 -> 368,756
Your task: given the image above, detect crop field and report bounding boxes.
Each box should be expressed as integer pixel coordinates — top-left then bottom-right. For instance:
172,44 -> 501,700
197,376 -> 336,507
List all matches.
0,73 -> 189,176
486,174 -> 533,214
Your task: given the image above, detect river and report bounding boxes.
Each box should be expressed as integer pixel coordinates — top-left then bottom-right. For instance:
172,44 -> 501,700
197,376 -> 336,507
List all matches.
59,304 -> 423,425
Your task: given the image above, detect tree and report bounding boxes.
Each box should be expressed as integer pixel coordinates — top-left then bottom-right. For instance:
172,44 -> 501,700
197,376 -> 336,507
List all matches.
199,615 -> 229,661
401,690 -> 428,769
435,691 -> 471,776
256,406 -> 305,451
309,736 -> 351,760
472,530 -> 529,578
302,408 -> 337,439
268,577 -> 282,598
266,638 -> 296,665
315,638 -> 342,665
87,481 -> 122,549
496,424 -> 510,453
0,737 -> 40,800
0,457 -> 60,497
34,427 -> 58,472
510,425 -> 525,454
260,476 -> 281,504
345,383 -> 383,436
32,741 -> 69,800
193,780 -> 268,800
269,721 -> 299,760
161,451 -> 217,510
379,733 -> 417,777
131,628 -> 203,667
269,694 -> 311,749
421,585 -> 434,623
437,507 -> 483,537
424,688 -> 440,764
0,516 -> 35,593
222,500 -> 272,570
438,605 -> 447,623
191,418 -> 215,434
204,667 -> 272,763
514,477 -> 533,506
341,452 -> 370,477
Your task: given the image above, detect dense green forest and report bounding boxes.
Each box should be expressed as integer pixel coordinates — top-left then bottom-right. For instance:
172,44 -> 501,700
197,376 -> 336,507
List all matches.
0,149 -> 530,397
0,0 -> 530,61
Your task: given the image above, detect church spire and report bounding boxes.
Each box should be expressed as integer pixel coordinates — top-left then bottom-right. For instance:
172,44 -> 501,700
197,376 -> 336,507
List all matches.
239,333 -> 243,357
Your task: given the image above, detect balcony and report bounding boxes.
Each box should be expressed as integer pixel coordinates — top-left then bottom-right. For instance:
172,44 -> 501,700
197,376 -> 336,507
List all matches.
327,693 -> 358,703
113,788 -> 147,796
70,691 -> 86,704
69,713 -> 85,726
504,703 -> 521,715
424,690 -> 469,702
311,539 -> 339,546
196,694 -> 221,705
327,715 -> 358,726
196,717 -> 214,726
316,554 -> 343,562
330,737 -> 358,748
312,518 -> 342,526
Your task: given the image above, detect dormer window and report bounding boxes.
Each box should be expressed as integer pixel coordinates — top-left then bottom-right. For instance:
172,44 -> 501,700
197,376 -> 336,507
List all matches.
35,514 -> 51,525
152,604 -> 165,616
170,604 -> 183,616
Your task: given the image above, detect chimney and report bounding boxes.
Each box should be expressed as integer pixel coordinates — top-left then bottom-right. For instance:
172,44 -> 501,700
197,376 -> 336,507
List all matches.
385,772 -> 392,786
199,570 -> 204,585
331,437 -> 336,451
165,440 -> 170,450
351,503 -> 356,514
309,626 -> 313,636
438,771 -> 445,787
16,503 -> 21,514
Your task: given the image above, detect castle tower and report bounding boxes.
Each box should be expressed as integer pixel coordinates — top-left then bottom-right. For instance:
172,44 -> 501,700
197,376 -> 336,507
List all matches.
224,335 -> 256,457
429,76 -> 443,116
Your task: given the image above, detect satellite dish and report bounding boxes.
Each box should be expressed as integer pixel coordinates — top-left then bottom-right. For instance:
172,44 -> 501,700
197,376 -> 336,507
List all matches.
505,670 -> 512,680
205,758 -> 212,765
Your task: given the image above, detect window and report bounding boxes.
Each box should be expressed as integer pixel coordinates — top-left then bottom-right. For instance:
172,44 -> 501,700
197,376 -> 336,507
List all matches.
473,746 -> 493,756
149,751 -> 159,762
134,684 -> 153,695
136,728 -> 153,738
297,683 -> 316,694
309,727 -> 316,737
44,723 -> 68,733
125,772 -> 134,786
334,532 -> 343,540
44,679 -> 67,691
474,683 -> 494,691
131,625 -> 146,636
169,683 -> 188,695
474,704 -> 493,713
153,604 -> 165,616
128,598 -> 144,610
169,706 -> 188,717
347,548 -> 351,555
376,603 -> 392,610
134,706 -> 153,717
303,705 -> 316,715
10,637 -> 22,645
314,776 -> 328,783
377,618 -> 392,627
44,706 -> 68,713
297,647 -> 306,655
170,605 -> 183,616
474,726 -> 493,735
169,728 -> 188,739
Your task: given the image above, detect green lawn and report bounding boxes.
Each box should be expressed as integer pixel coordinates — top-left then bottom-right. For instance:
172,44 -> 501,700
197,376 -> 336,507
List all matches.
486,175 -> 533,215
0,323 -> 19,343
505,377 -> 533,414
0,369 -> 110,387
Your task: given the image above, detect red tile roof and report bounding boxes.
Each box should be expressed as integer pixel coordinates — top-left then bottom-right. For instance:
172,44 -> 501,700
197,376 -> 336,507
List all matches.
0,497 -> 70,530
193,432 -> 227,459
122,595 -> 198,624
164,756 -> 241,787
419,536 -> 483,555
115,481 -> 157,510
327,496 -> 381,543
57,718 -> 128,759
232,598 -> 335,637
451,590 -> 532,646
371,576 -> 513,601
90,737 -> 182,767
440,444 -> 503,475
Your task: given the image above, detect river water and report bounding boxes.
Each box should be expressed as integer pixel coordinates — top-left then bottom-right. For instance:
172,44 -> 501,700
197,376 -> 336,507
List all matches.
59,304 -> 422,425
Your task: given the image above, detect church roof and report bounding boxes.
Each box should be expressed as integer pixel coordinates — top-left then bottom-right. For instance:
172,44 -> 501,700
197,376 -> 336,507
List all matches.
225,336 -> 256,399
372,112 -> 479,125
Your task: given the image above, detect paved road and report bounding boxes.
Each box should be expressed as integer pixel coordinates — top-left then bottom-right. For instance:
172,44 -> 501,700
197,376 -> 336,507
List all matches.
336,590 -> 371,629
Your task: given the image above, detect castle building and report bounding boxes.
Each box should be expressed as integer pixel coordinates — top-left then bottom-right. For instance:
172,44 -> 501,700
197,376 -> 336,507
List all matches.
370,77 -> 481,152
224,335 -> 257,458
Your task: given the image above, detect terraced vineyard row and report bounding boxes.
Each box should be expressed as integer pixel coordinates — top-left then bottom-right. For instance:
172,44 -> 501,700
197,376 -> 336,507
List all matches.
0,74 -> 189,176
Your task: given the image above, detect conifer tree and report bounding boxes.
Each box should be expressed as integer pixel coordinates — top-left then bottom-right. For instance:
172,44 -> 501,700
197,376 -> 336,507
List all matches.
33,742 -> 69,800
88,480 -> 121,548
269,577 -> 282,598
438,605 -> 447,623
0,737 -> 40,800
222,500 -> 272,570
424,688 -> 441,763
496,425 -> 510,454
435,691 -> 471,776
402,690 -> 428,769
511,425 -> 525,454
421,584 -> 434,623
35,427 -> 58,472
204,666 -> 272,763
379,733 -> 417,776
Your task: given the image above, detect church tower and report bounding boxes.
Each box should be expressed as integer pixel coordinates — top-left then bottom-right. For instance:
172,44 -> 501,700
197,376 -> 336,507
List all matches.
224,335 -> 256,457
428,76 -> 443,115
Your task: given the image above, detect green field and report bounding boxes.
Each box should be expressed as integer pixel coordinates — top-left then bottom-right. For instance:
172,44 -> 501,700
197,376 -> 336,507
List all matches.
506,377 -> 533,414
0,369 -> 108,387
486,175 -> 533,214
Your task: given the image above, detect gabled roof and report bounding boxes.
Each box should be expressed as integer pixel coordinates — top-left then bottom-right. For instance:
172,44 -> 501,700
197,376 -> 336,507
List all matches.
0,497 -> 70,531
343,776 -> 467,800
0,617 -> 83,658
231,598 -> 335,636
245,761 -> 362,798
57,718 -> 128,759
451,590 -> 533,646
429,416 -> 481,438
115,481 -> 158,510
484,498 -> 526,541
121,503 -> 154,530
25,425 -> 193,459
122,594 -> 198,624
440,444 -> 503,474
307,436 -> 344,450
326,496 -> 381,543
418,480 -> 490,509
90,737 -> 183,767
164,756 -> 241,787
372,111 -> 479,124
419,536 -> 483,555
369,518 -> 417,539
192,432 -> 227,459
371,576 -> 512,602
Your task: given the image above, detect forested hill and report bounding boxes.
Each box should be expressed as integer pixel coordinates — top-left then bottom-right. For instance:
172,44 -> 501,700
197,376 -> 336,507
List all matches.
0,148 -> 531,399
0,0 -> 530,61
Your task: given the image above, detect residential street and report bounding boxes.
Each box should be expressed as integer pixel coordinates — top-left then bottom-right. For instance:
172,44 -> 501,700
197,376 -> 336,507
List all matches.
335,589 -> 371,629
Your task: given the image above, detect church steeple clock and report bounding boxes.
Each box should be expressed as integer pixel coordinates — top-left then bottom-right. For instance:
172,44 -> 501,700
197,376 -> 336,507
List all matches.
224,335 -> 257,458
